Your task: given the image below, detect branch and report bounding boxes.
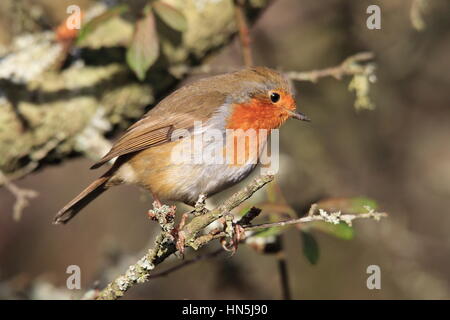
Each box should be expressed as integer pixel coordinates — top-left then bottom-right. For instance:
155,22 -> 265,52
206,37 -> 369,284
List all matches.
0,171 -> 38,220
243,205 -> 387,231
95,174 -> 387,300
286,52 -> 376,110
276,238 -> 291,300
95,175 -> 274,300
285,52 -> 375,83
234,0 -> 253,67
187,205 -> 387,247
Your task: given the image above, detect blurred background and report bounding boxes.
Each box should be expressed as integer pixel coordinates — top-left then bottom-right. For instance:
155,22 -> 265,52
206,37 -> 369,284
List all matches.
0,0 -> 449,299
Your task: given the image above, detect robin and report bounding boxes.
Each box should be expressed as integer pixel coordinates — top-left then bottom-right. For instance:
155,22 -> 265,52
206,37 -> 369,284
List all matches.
54,66 -> 309,224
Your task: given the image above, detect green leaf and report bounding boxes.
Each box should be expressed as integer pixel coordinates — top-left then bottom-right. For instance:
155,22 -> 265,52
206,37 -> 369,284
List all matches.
300,231 -> 319,265
152,1 -> 187,32
126,8 -> 160,81
77,4 -> 128,44
308,221 -> 354,240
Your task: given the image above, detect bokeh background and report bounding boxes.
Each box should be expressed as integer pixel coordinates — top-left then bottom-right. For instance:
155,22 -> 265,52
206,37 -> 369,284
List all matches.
0,0 -> 449,299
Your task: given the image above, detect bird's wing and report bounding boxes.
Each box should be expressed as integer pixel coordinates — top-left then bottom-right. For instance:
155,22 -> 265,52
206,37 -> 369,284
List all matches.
90,125 -> 174,169
91,89 -> 226,169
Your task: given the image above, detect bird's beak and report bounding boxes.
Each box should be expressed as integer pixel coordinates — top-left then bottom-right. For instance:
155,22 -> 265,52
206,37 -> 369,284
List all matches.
288,109 -> 311,122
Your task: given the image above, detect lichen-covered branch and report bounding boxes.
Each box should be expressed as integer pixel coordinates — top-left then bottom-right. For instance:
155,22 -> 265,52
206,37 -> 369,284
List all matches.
243,203 -> 387,232
285,52 -> 375,83
95,174 -> 274,300
95,174 -> 387,300
286,52 -> 376,110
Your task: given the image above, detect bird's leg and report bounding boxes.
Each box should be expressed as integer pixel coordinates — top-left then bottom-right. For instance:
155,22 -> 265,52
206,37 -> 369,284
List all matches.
219,214 -> 246,254
171,193 -> 208,256
152,191 -> 162,207
194,193 -> 208,216
153,198 -> 162,208
234,224 -> 246,244
146,198 -> 186,256
147,191 -> 163,219
171,212 -> 189,255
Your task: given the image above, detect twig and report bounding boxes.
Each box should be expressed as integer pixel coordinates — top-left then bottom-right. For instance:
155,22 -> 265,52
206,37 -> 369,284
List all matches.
172,52 -> 375,85
96,175 -> 274,300
105,207 -> 261,283
276,240 -> 291,300
234,0 -> 253,67
286,52 -> 377,110
285,52 -> 375,83
190,205 -> 387,250
243,206 -> 387,231
0,171 -> 38,221
0,133 -> 66,220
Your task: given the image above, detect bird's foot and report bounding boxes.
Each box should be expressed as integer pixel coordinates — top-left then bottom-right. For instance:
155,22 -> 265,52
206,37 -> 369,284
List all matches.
171,212 -> 189,256
220,214 -> 246,254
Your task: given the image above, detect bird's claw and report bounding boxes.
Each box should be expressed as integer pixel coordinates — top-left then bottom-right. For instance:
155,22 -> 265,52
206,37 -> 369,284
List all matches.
171,212 -> 189,257
220,215 -> 246,254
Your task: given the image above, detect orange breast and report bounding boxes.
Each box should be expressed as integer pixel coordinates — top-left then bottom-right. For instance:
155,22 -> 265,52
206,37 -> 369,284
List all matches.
225,98 -> 290,166
226,98 -> 291,131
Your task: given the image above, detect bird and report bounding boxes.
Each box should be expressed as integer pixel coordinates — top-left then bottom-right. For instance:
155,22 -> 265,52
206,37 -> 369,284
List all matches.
54,66 -> 309,224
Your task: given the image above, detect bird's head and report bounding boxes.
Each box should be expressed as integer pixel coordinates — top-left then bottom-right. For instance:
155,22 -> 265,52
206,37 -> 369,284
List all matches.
224,66 -> 310,130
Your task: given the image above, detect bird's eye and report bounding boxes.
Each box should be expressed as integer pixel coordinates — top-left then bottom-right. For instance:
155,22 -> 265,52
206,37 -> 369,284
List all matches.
270,92 -> 281,103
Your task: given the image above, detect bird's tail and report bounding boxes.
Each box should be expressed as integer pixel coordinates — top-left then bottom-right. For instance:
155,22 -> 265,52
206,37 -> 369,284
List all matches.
53,175 -> 110,224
